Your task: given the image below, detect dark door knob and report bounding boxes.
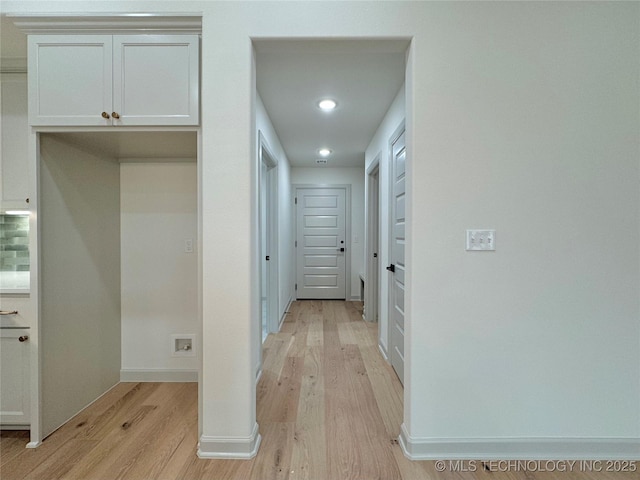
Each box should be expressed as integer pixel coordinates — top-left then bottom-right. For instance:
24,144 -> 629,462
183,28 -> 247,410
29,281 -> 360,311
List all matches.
386,264 -> 395,272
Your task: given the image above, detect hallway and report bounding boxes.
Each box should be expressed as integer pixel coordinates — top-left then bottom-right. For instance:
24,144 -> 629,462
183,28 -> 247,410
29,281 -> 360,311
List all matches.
256,300 -> 405,479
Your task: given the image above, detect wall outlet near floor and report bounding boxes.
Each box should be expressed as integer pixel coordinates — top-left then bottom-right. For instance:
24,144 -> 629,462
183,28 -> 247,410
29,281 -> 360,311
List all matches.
466,229 -> 496,251
184,239 -> 194,253
172,334 -> 196,357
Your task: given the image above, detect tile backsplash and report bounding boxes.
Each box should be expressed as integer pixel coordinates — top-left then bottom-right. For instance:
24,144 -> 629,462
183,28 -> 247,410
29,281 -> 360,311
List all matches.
0,214 -> 29,272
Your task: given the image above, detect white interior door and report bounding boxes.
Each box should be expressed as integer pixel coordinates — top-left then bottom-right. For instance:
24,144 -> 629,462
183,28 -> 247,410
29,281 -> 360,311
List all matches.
259,138 -> 278,341
388,129 -> 406,384
296,187 -> 346,299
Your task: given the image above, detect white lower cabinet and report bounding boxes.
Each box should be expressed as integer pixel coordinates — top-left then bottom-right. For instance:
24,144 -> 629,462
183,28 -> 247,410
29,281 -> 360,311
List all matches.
0,328 -> 30,426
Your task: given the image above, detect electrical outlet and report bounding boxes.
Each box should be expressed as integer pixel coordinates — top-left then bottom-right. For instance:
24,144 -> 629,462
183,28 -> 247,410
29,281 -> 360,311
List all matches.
184,239 -> 194,253
466,229 -> 496,251
172,335 -> 196,357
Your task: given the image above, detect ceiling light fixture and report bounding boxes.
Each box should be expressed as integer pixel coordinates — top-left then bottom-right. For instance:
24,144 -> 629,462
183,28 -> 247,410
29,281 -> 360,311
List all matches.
318,99 -> 337,111
318,148 -> 332,157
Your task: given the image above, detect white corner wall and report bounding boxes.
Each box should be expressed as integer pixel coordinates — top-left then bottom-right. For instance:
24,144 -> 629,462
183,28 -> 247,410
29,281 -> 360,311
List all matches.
120,162 -> 198,381
291,167 -> 365,301
365,83 -> 405,355
39,134 -> 121,437
402,1 -> 640,459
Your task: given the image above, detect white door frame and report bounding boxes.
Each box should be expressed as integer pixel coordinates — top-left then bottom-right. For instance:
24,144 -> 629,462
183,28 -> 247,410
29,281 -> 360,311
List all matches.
258,131 -> 279,339
293,184 -> 351,301
365,156 -> 381,323
388,121 -> 406,383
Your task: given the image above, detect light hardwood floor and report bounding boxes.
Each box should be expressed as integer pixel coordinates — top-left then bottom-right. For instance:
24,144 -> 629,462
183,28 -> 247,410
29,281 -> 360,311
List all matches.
1,300 -> 636,479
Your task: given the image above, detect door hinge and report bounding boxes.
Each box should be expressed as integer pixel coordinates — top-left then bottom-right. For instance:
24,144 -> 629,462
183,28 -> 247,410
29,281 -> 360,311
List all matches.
294,197 -> 297,205
295,240 -> 297,247
265,255 -> 270,261
295,283 -> 297,291
373,253 -> 378,258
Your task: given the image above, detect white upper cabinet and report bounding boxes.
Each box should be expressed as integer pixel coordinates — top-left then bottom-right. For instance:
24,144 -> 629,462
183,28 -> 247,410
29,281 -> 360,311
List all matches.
0,73 -> 30,207
28,35 -> 199,127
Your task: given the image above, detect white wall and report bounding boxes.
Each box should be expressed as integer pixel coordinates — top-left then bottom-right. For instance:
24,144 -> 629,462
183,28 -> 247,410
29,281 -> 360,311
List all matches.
256,94 -> 293,322
365,84 -> 405,355
120,162 -> 198,380
39,134 -> 120,437
6,0 -> 639,460
255,93 -> 293,381
291,167 -> 365,301
403,1 -> 639,458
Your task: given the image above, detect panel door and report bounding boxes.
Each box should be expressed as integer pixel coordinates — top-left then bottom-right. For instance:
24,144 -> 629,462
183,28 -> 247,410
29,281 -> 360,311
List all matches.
28,35 -> 113,126
113,35 -> 199,126
296,188 -> 346,299
389,130 -> 406,384
0,329 -> 30,426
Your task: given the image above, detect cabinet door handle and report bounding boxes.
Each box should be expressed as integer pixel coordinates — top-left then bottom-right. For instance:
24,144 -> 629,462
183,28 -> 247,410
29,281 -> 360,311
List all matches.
0,310 -> 18,315
18,335 -> 29,343
112,112 -> 120,119
101,112 -> 110,119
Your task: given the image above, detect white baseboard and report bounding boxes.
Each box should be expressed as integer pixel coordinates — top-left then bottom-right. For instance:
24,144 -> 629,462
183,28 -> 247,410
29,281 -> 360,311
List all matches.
120,369 -> 198,382
378,341 -> 389,361
198,423 -> 261,459
0,424 -> 29,430
279,296 -> 293,330
399,424 -> 640,460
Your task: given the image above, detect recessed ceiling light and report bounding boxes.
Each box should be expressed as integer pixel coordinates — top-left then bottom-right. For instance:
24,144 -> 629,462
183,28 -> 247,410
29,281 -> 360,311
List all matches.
318,99 -> 337,111
318,148 -> 332,157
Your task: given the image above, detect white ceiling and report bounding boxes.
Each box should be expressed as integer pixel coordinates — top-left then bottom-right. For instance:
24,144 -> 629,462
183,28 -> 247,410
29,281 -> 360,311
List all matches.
255,39 -> 407,168
1,18 -> 408,168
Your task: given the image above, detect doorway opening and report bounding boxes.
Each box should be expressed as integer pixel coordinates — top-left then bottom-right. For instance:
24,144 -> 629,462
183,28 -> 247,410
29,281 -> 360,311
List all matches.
365,159 -> 380,324
254,37 -> 410,441
258,132 -> 279,342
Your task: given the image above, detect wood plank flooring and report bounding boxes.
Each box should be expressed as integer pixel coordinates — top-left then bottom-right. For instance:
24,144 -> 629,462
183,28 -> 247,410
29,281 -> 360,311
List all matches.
1,300 -> 636,479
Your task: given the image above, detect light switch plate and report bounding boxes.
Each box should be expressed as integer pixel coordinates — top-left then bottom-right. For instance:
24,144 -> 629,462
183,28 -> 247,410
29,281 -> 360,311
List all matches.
466,229 -> 496,251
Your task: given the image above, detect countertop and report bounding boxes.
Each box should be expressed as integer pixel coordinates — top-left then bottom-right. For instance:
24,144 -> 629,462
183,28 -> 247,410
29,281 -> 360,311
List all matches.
0,271 -> 30,294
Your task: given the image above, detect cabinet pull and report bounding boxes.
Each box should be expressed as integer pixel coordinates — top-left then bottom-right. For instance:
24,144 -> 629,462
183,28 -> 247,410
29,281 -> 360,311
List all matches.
18,335 -> 29,342
101,112 -> 110,119
112,112 -> 120,119
0,310 -> 18,315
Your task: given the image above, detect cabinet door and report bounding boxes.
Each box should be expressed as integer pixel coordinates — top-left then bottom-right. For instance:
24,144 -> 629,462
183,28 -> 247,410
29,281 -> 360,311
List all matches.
28,35 -> 112,126
0,329 -> 30,426
0,74 -> 30,207
112,35 -> 199,126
